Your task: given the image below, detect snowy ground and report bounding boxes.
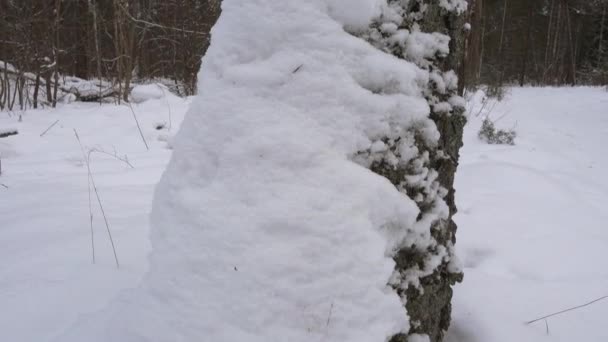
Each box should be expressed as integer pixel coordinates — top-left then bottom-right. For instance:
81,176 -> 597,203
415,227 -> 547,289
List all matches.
448,87 -> 608,342
1,87 -> 607,341
0,91 -> 189,341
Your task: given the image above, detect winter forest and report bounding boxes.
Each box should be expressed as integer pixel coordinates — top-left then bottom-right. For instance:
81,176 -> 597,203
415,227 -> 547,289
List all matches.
1,1 -> 607,342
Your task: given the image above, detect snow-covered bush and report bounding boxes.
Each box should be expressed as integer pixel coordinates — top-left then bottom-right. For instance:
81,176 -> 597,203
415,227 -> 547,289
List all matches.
484,82 -> 508,101
478,118 -> 516,145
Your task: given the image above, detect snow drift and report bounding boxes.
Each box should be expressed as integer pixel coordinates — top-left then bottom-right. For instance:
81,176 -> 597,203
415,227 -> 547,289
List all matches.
57,1 -> 453,341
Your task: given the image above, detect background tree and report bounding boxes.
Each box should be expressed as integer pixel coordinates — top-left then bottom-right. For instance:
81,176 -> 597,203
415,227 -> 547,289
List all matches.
464,0 -> 608,89
0,0 -> 221,109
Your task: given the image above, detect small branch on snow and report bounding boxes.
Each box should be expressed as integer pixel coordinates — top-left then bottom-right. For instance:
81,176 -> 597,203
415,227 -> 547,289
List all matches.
325,302 -> 334,329
0,183 -> 8,189
89,147 -> 134,169
125,102 -> 149,151
292,64 -> 304,74
40,120 -> 60,137
155,84 -> 173,131
74,129 -> 119,268
526,295 -> 608,325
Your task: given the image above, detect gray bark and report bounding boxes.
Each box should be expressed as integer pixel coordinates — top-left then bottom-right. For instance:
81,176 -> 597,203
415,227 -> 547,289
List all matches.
355,2 -> 467,341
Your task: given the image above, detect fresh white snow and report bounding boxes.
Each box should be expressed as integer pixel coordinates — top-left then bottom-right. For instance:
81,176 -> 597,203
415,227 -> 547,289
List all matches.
447,87 -> 608,342
2,79 -> 607,342
0,94 -> 189,341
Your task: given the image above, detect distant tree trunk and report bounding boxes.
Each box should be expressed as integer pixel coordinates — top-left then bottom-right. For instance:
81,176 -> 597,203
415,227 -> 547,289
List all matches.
52,0 -> 61,107
44,69 -> 52,103
544,0 -> 555,83
565,2 -> 576,85
33,72 -> 40,109
599,4 -> 606,69
520,5 -> 533,86
466,0 -> 483,88
498,0 -> 508,85
88,0 -> 103,104
551,1 -> 562,83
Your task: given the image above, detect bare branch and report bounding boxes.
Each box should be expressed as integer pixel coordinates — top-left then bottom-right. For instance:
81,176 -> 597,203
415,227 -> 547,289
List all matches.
117,3 -> 206,36
526,295 -> 608,325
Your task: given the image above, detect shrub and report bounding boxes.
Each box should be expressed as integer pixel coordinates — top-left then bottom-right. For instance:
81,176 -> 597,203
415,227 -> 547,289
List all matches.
478,118 -> 516,145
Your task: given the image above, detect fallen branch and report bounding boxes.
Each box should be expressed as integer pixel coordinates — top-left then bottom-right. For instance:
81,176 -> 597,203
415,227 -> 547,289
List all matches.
89,147 -> 134,169
526,295 -> 608,325
0,129 -> 18,138
40,120 -> 59,137
0,183 -> 7,189
3,67 -> 124,103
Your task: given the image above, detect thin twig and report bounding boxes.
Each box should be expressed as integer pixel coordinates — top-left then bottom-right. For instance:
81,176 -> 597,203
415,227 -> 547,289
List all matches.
156,84 -> 172,131
0,183 -> 8,189
89,147 -> 134,169
126,102 -> 149,151
325,302 -> 334,328
526,295 -> 608,325
40,119 -> 60,137
292,64 -> 304,74
74,129 -> 119,268
88,170 -> 95,264
75,130 -> 98,265
118,3 -> 206,36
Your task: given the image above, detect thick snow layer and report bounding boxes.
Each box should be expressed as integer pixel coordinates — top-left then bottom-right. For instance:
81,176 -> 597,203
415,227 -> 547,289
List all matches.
447,87 -> 608,342
56,0 -> 443,341
326,0 -> 384,30
130,83 -> 170,103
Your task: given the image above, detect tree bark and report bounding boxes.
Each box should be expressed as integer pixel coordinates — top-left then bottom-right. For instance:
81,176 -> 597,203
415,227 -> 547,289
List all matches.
360,2 -> 467,341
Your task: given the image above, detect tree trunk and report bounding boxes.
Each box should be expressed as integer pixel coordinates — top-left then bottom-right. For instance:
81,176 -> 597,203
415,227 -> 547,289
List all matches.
498,0 -> 508,86
466,0 -> 483,88
598,4 -> 606,69
520,5 -> 533,86
88,0 -> 104,104
33,72 -> 40,109
52,0 -> 61,107
362,2 -> 467,342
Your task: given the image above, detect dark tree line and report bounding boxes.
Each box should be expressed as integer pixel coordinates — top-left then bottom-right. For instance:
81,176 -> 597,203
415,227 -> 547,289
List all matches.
2,0 -> 606,111
465,0 -> 608,88
1,0 -> 220,110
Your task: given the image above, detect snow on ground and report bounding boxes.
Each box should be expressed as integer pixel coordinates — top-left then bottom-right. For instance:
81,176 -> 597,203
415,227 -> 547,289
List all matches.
0,93 -> 189,341
448,87 -> 608,342
2,83 -> 608,341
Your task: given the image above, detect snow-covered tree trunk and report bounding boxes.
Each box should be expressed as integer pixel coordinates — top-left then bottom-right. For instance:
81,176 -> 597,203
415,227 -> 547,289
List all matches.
356,2 -> 468,341
55,2 -> 468,341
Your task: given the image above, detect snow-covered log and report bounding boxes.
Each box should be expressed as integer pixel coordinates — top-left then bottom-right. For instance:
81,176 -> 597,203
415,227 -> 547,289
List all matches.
0,128 -> 18,138
1,64 -> 125,103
